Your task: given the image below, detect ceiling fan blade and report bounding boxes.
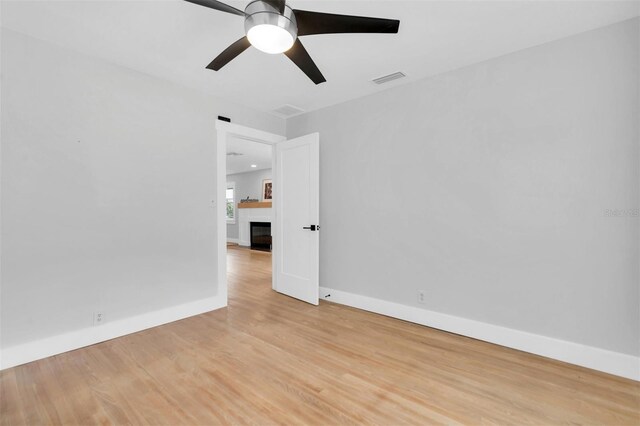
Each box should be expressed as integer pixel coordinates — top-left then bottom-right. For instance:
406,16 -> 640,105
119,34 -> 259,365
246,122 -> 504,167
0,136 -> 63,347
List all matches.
293,10 -> 400,36
262,0 -> 285,14
206,36 -> 252,71
283,39 -> 326,85
184,0 -> 245,17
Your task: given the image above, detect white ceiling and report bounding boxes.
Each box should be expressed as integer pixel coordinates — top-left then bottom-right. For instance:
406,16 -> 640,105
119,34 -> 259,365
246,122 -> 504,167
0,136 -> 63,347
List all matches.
226,136 -> 272,175
2,1 -> 638,116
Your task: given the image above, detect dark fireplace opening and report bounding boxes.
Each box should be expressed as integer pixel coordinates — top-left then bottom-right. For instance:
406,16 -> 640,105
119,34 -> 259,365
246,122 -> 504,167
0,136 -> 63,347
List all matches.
250,222 -> 272,252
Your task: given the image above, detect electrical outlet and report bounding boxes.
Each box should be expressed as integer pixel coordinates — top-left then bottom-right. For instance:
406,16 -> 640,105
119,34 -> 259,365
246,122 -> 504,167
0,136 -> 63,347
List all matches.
93,311 -> 105,326
417,291 -> 426,304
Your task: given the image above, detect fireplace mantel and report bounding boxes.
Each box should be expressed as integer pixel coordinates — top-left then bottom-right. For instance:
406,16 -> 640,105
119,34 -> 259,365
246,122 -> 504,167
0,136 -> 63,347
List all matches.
237,201 -> 272,209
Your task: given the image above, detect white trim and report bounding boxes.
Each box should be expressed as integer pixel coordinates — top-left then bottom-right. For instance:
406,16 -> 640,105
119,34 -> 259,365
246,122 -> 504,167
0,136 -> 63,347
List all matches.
1,296 -> 226,370
0,23 -> 4,375
270,145 -> 277,291
226,238 -> 240,244
216,123 -> 228,306
216,121 -> 285,146
319,287 -> 640,381
215,121 -> 285,302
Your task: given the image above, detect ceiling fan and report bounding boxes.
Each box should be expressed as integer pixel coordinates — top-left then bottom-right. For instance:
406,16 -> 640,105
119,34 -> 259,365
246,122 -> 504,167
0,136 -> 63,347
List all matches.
185,0 -> 400,84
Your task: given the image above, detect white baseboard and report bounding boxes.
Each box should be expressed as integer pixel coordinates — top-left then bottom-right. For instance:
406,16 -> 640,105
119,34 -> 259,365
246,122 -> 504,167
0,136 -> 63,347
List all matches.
319,287 -> 639,381
0,296 -> 227,370
227,238 -> 239,244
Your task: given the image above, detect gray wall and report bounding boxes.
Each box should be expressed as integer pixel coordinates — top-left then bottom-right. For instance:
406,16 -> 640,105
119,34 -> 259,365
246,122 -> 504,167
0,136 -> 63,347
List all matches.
226,168 -> 272,239
0,29 -> 284,349
287,18 -> 639,356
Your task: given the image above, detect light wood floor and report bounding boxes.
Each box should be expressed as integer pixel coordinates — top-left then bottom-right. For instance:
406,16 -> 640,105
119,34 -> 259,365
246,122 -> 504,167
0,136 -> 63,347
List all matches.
2,245 -> 639,425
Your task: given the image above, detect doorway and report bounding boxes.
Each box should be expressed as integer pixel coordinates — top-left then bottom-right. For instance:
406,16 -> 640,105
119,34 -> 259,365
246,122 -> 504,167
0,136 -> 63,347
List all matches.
215,121 -> 320,307
215,121 -> 285,305
225,133 -> 275,293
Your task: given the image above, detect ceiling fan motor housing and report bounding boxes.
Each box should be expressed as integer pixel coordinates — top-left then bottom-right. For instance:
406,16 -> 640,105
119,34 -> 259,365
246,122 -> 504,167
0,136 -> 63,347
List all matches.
188,0 -> 400,83
244,0 -> 298,53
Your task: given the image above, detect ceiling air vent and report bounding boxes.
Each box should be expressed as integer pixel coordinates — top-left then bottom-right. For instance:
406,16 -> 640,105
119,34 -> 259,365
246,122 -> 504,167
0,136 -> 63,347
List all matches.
372,72 -> 406,85
272,104 -> 305,118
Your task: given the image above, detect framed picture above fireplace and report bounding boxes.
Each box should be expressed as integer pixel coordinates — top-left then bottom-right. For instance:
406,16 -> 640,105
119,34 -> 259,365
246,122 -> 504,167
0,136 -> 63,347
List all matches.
262,179 -> 273,201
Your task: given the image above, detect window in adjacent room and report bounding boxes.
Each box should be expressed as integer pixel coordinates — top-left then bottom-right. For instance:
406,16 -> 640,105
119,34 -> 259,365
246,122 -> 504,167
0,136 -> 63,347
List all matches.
226,182 -> 236,224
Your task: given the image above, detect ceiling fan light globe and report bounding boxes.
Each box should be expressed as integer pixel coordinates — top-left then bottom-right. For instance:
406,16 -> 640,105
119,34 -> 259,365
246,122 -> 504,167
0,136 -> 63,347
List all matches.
247,24 -> 294,54
244,1 -> 298,54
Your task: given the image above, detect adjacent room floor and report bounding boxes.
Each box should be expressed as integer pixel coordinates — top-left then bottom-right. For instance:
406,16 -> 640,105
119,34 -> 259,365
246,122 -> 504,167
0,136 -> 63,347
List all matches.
1,245 -> 639,424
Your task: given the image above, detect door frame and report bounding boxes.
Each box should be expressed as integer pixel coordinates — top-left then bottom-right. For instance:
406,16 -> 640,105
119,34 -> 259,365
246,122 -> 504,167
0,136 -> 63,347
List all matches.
215,121 -> 285,306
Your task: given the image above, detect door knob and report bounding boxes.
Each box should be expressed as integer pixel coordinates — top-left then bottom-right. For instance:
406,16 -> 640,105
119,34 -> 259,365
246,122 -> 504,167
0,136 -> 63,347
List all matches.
302,225 -> 318,231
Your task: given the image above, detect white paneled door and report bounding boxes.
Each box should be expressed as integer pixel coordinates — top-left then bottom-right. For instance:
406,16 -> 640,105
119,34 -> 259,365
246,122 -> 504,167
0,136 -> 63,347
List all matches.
273,133 -> 319,305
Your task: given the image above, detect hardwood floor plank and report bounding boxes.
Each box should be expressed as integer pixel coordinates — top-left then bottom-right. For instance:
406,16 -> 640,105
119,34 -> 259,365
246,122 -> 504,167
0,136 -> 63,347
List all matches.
1,245 -> 638,425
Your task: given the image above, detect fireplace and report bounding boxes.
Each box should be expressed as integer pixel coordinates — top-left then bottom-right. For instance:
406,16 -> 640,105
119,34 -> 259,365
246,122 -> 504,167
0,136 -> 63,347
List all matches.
250,222 -> 272,252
